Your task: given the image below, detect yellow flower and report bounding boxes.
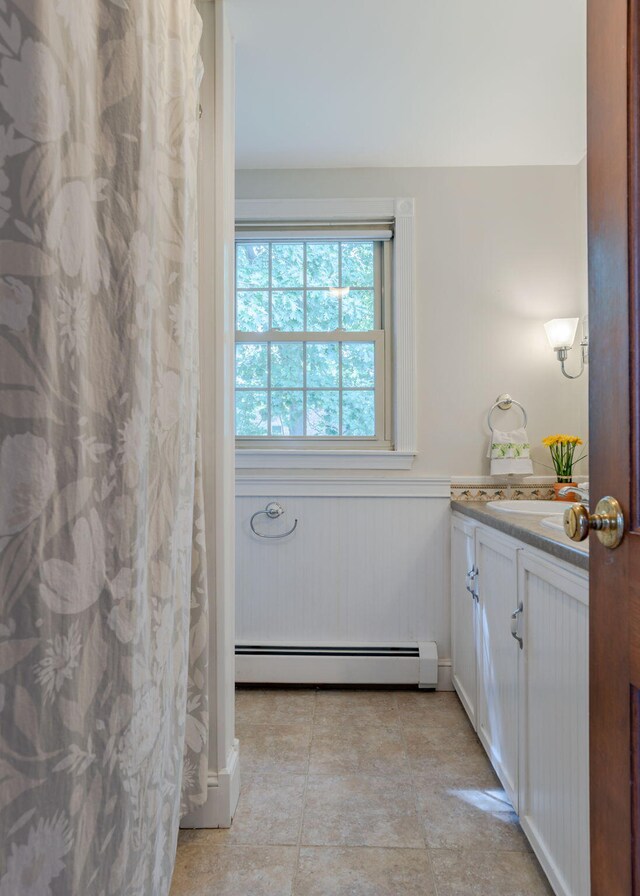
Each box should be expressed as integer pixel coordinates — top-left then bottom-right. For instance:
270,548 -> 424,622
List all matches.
542,434 -> 583,446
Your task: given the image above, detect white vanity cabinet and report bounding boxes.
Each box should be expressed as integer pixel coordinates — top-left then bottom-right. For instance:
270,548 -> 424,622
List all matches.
450,515 -> 478,727
475,526 -> 521,811
517,550 -> 589,896
450,511 -> 589,896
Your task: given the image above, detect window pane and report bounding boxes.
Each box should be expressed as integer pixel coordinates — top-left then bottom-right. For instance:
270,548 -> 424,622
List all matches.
306,242 -> 339,287
306,390 -> 339,436
306,342 -> 339,388
341,342 -> 375,387
236,391 -> 268,435
234,236 -> 386,443
236,343 -> 267,387
271,243 -> 304,288
306,290 -> 339,331
236,243 -> 269,288
341,241 -> 374,288
271,390 -> 304,436
342,289 -> 375,331
342,390 -> 375,436
272,290 -> 304,331
270,342 -> 303,388
236,290 -> 269,332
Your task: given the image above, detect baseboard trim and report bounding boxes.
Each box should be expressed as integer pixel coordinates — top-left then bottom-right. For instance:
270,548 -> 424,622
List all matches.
437,659 -> 453,691
180,740 -> 241,829
519,815 -> 571,896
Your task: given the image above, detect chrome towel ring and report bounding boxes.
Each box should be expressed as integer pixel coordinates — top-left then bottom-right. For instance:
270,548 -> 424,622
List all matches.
250,502 -> 298,539
487,393 -> 528,431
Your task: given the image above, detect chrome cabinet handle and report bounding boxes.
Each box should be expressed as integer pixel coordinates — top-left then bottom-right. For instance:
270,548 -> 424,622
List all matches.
465,567 -> 479,602
250,502 -> 298,539
510,602 -> 523,649
465,567 -> 474,594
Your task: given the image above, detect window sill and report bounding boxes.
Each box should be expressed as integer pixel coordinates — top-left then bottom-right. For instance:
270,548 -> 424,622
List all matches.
235,449 -> 416,470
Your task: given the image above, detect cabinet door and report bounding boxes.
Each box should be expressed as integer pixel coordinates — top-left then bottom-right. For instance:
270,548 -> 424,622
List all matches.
518,551 -> 589,896
451,514 -> 478,728
476,527 -> 520,810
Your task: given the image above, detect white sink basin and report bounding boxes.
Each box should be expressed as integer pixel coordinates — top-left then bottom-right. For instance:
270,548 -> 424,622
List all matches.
486,500 -> 570,515
540,515 -> 566,532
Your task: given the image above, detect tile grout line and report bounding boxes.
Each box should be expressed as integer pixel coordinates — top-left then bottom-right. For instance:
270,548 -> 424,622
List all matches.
291,687 -> 317,895
178,691 -> 552,896
395,691 -> 443,896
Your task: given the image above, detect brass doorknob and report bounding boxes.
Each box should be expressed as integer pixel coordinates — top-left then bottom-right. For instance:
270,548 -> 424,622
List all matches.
563,496 -> 625,549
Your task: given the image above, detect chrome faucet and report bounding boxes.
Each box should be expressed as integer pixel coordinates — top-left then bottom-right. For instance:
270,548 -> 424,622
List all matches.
557,484 -> 589,506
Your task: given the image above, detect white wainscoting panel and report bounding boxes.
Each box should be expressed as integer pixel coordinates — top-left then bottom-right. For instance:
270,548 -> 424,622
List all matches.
236,485 -> 451,678
236,476 -> 450,498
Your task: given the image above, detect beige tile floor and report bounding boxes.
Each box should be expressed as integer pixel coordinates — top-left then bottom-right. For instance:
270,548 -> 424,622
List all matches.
171,688 -> 554,896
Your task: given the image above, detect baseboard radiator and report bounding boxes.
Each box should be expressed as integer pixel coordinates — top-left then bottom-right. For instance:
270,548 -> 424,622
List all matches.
235,641 -> 439,688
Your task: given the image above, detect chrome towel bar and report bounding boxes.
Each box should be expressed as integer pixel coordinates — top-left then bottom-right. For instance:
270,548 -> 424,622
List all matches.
250,502 -> 298,539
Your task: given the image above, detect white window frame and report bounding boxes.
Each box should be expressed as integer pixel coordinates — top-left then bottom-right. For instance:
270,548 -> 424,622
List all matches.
235,198 -> 416,471
236,239 -> 390,448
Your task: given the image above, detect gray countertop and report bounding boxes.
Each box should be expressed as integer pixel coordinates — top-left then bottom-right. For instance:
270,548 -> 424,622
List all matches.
450,500 -> 589,572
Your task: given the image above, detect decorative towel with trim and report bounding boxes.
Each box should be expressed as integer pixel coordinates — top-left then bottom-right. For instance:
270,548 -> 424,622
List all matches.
488,427 -> 534,475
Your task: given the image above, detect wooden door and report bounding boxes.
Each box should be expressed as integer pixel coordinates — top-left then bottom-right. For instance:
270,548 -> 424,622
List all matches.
588,1 -> 640,891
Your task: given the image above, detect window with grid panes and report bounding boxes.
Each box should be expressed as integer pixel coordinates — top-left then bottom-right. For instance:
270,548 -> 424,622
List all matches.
235,231 -> 391,447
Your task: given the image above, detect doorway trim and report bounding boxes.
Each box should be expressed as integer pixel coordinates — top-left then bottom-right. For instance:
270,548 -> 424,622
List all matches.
182,0 -> 239,829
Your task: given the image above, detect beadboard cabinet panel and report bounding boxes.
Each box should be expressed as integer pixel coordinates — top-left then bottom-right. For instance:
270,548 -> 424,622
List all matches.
518,551 -> 589,896
475,527 -> 521,811
451,515 -> 478,727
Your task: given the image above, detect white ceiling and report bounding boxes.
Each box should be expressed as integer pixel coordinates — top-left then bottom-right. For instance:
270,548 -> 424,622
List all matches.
226,0 -> 586,170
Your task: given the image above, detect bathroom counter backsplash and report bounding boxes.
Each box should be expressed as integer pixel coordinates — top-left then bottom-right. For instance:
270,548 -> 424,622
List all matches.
451,479 -> 555,502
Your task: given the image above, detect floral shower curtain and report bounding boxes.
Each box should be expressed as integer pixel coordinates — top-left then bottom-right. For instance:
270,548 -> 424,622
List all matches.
0,2 -> 209,894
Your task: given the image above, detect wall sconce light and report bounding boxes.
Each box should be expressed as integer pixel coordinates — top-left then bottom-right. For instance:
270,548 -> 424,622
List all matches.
544,317 -> 589,379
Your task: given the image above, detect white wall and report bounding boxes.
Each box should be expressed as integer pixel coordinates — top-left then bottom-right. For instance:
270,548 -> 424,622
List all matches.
234,164 -> 588,685
236,164 -> 589,478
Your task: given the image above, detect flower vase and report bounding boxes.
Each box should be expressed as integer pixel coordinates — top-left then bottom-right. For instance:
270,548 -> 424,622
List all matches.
553,480 -> 578,502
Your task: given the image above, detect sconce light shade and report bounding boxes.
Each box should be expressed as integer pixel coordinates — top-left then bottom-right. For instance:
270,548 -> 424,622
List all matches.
544,317 -> 579,350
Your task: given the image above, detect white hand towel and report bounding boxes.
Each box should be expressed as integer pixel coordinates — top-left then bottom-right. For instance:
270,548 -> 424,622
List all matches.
488,427 -> 534,476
